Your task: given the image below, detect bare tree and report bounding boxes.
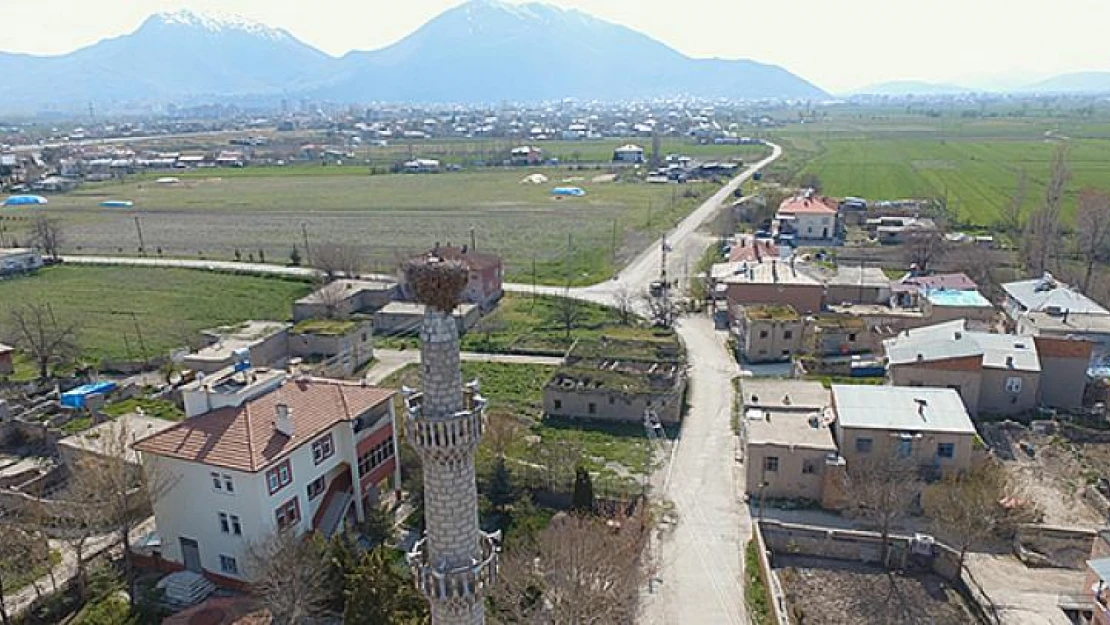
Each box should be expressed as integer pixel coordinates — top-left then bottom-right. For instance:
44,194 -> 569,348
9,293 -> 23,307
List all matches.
903,229 -> 948,274
79,420 -> 176,609
923,461 -> 1020,570
612,285 -> 636,326
799,172 -> 823,193
313,242 -> 364,280
844,454 -> 922,567
950,244 -> 996,300
0,525 -> 51,625
28,215 -> 63,259
5,302 -> 79,378
51,466 -> 110,602
1075,189 -> 1110,294
998,169 -> 1027,235
472,314 -> 508,350
491,512 -> 648,624
552,292 -> 586,341
247,530 -> 334,624
1024,144 -> 1070,274
311,278 -> 351,319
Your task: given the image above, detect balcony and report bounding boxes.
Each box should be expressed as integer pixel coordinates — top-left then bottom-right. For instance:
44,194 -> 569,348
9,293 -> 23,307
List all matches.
403,388 -> 487,460
407,530 -> 500,601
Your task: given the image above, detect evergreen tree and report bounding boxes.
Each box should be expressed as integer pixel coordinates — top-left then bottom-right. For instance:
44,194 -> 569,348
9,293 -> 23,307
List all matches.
571,466 -> 594,515
487,456 -> 517,514
289,245 -> 302,266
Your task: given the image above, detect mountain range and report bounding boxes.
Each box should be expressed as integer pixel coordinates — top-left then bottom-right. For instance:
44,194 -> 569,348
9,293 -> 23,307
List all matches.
0,1 -> 828,112
850,72 -> 1110,97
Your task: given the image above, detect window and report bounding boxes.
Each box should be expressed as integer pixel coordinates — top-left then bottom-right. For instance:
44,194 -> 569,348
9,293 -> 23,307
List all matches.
897,438 -> 913,458
312,434 -> 335,465
219,555 -> 239,575
275,497 -> 301,529
937,443 -> 955,459
553,399 -> 562,410
855,438 -> 873,454
783,330 -> 793,340
847,333 -> 857,342
218,512 -> 242,536
358,438 -> 396,477
763,456 -> 779,472
802,459 -> 819,475
266,460 -> 293,495
1005,377 -> 1022,394
213,472 -> 234,493
759,330 -> 769,339
588,402 -> 597,415
307,476 -> 326,500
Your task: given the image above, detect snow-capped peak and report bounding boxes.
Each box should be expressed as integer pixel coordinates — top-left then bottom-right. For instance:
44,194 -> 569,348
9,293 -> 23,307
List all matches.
152,9 -> 287,40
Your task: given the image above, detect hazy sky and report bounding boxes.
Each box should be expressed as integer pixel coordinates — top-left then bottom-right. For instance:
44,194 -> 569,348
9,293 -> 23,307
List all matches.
3,0 -> 1108,92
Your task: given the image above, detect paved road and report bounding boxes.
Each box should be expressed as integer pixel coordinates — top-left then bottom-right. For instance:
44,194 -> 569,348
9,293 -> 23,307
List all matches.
640,314 -> 747,625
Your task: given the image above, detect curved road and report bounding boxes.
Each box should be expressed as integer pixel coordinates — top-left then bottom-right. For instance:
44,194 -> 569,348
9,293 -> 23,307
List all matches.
55,143 -> 784,625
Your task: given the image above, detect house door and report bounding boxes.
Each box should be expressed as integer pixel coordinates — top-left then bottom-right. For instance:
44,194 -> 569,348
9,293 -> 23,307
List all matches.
180,537 -> 202,572
822,227 -> 829,239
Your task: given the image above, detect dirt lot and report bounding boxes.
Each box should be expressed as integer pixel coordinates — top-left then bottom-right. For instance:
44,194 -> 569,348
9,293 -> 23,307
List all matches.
774,555 -> 978,625
1000,429 -> 1105,528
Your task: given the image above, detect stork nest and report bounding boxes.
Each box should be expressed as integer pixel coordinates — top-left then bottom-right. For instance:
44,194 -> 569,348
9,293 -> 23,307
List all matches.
405,257 -> 468,312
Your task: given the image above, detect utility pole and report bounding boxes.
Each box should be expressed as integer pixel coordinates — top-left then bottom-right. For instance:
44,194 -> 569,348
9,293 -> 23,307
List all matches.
610,219 -> 618,267
130,312 -> 146,354
469,227 -> 477,251
300,222 -> 311,264
647,199 -> 653,228
565,233 -> 573,286
134,215 -> 145,256
661,234 -> 671,328
531,255 -> 537,310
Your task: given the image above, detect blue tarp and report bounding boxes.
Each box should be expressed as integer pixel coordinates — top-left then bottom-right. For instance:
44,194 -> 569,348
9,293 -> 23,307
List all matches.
3,194 -> 48,206
99,200 -> 134,208
60,381 -> 117,409
551,187 -> 586,197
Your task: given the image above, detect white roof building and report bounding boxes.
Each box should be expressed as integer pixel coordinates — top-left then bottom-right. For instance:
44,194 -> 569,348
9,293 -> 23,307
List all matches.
832,385 -> 976,435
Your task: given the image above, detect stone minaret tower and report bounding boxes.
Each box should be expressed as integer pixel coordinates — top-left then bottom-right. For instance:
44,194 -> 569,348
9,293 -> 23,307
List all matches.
403,256 -> 498,625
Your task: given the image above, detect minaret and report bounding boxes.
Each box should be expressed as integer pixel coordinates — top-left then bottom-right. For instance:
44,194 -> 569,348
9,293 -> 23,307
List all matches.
403,256 -> 498,625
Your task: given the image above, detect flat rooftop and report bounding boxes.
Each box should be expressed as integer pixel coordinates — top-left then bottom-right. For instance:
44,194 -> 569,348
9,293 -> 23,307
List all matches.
746,407 -> 838,451
827,266 -> 891,289
296,279 -> 395,305
188,321 -> 290,363
58,413 -> 178,465
377,301 -> 477,315
743,304 -> 800,321
740,379 -> 830,410
1022,311 -> 1110,334
721,259 -> 822,287
832,385 -> 976,435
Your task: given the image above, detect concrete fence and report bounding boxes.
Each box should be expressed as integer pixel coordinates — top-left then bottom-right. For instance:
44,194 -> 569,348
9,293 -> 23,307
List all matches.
756,519 -> 999,624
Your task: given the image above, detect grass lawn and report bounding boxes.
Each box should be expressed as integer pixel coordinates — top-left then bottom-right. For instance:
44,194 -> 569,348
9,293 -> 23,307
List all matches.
0,265 -> 311,363
2,147 -> 763,285
101,397 -> 184,421
377,292 -> 663,353
380,361 -> 653,480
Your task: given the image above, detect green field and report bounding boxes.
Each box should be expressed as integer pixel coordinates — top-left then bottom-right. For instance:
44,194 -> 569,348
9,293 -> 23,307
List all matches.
0,142 -> 767,286
381,361 -> 653,482
0,266 -> 310,363
770,109 -> 1110,227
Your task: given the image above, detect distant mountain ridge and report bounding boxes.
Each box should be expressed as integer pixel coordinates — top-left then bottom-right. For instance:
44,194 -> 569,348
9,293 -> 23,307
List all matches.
847,80 -> 974,96
0,2 -> 828,112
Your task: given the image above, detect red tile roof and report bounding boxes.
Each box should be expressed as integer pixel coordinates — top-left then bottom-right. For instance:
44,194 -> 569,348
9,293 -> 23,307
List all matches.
778,196 -> 838,215
133,378 -> 394,472
729,236 -> 779,263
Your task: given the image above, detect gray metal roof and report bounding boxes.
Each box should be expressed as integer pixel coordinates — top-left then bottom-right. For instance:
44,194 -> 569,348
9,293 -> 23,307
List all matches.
883,321 -> 1040,372
832,385 -> 976,434
1003,277 -> 1110,316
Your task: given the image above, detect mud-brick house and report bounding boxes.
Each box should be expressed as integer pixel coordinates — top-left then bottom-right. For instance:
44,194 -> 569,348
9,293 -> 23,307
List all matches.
543,334 -> 686,425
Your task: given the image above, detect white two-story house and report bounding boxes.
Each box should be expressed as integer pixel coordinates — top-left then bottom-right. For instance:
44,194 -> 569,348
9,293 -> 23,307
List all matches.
133,366 -> 399,585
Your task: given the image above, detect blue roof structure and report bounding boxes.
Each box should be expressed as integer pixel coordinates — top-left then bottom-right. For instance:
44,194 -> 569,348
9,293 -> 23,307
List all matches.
99,200 -> 134,208
924,288 -> 992,308
60,381 -> 118,409
3,194 -> 48,206
551,187 -> 586,197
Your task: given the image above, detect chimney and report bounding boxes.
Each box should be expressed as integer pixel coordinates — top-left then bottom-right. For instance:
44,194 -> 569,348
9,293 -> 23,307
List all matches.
954,331 -> 962,340
1006,355 -> 1014,368
1063,309 -> 1070,324
772,259 -> 778,283
274,403 -> 294,437
915,398 -> 927,420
